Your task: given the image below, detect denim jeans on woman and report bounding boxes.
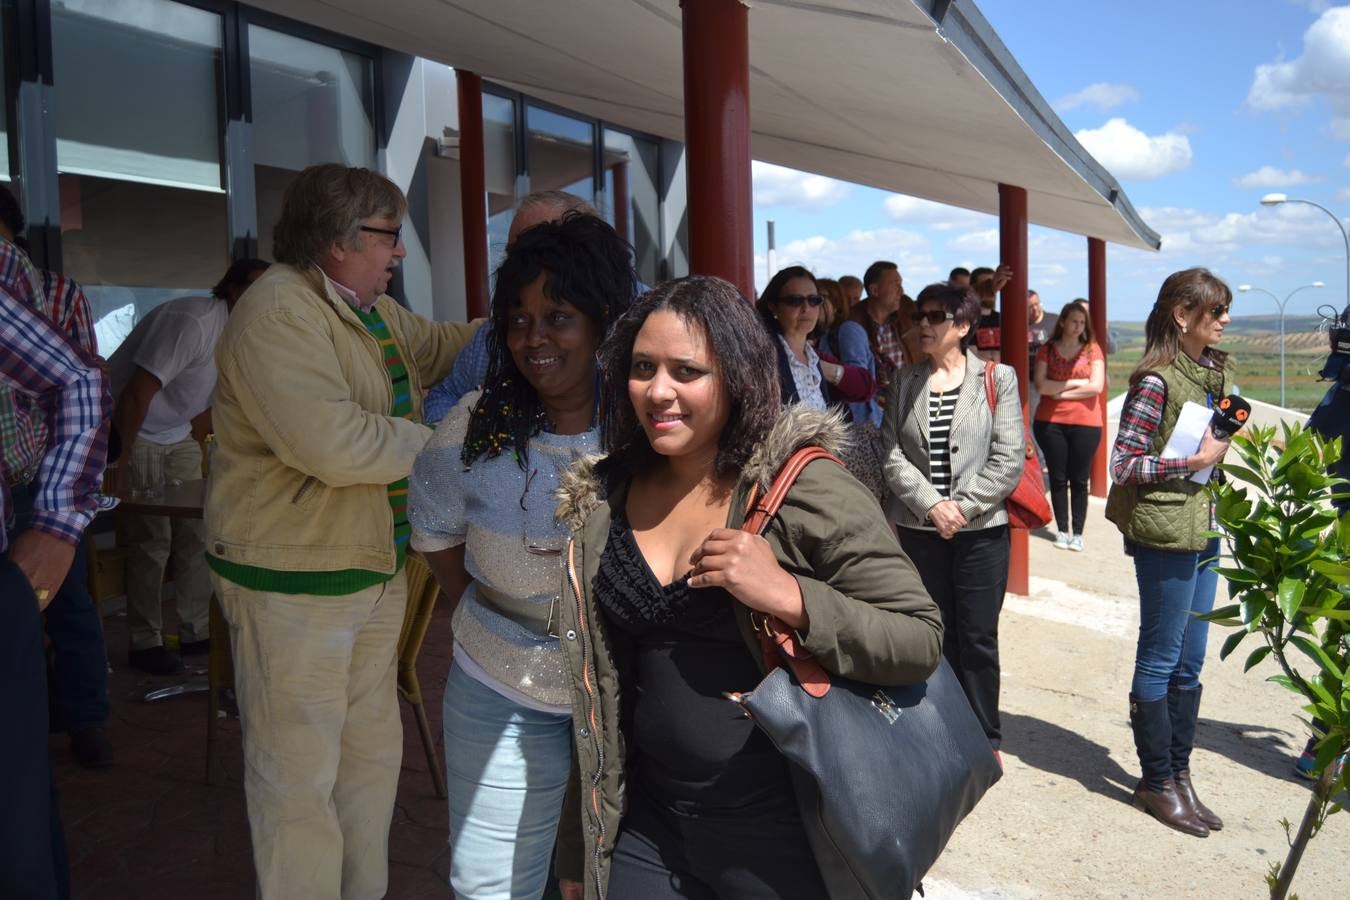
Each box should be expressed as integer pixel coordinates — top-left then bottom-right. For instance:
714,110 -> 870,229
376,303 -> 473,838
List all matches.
1129,537 -> 1221,702
443,661 -> 572,900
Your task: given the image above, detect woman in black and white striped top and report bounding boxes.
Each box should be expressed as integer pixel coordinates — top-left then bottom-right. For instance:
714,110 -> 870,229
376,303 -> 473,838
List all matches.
880,282 -> 1024,750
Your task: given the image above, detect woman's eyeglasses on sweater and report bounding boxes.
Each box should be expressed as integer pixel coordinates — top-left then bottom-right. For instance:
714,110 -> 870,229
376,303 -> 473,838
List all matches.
520,469 -> 562,558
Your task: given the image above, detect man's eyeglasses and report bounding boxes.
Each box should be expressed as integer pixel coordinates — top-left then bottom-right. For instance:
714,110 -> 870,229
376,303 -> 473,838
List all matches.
359,224 -> 403,245
1207,303 -> 1231,319
777,293 -> 824,308
918,309 -> 956,326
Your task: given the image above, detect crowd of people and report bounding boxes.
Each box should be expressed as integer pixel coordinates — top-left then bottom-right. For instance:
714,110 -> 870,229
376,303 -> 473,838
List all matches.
0,162 -> 1279,899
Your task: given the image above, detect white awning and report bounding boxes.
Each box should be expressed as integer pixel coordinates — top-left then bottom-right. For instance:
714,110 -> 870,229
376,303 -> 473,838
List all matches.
255,0 -> 1159,250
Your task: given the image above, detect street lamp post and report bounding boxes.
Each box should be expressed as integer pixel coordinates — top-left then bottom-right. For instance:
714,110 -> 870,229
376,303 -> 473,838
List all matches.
1237,281 -> 1324,408
1260,193 -> 1349,315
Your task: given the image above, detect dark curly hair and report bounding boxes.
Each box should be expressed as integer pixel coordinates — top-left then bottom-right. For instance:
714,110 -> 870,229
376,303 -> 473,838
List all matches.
462,212 -> 636,468
914,282 -> 981,351
598,275 -> 780,478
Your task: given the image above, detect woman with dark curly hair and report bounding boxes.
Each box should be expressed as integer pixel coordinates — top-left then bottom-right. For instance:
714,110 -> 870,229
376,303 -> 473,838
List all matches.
407,213 -> 634,899
553,276 -> 941,899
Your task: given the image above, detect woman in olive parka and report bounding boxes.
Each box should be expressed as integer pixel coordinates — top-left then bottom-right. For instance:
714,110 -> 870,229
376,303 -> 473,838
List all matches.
553,276 -> 943,900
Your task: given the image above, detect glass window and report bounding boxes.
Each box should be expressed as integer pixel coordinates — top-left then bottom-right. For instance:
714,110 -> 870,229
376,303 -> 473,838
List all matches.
250,25 -> 376,262
51,0 -> 228,355
0,19 -> 9,181
526,105 -> 595,207
603,130 -> 661,287
484,93 -> 517,266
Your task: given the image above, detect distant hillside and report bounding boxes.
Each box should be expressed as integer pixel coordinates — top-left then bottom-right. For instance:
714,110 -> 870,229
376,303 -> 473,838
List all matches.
1108,314 -> 1329,349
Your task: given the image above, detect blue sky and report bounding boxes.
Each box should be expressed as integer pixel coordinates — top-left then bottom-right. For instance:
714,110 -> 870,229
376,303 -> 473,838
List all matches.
750,0 -> 1350,322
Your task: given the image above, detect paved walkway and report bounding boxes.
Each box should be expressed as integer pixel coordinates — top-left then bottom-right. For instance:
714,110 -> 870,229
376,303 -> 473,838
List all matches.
53,501 -> 1344,898
920,500 -> 1346,899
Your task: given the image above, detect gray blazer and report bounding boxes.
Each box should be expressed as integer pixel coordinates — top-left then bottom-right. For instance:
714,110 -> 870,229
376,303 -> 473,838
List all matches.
881,349 -> 1025,531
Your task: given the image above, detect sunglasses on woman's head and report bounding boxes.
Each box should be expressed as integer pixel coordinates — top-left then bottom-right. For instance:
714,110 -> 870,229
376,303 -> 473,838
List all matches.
1207,303 -> 1231,319
918,309 -> 955,325
777,294 -> 824,308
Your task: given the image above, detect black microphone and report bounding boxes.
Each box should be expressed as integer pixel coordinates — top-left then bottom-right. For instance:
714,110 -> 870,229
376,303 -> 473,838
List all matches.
1209,394 -> 1251,440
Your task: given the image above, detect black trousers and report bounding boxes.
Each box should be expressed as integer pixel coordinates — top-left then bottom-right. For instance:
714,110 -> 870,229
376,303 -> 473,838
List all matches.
13,483 -> 109,733
897,525 -> 1009,748
607,786 -> 826,899
1031,421 -> 1101,535
0,554 -> 70,899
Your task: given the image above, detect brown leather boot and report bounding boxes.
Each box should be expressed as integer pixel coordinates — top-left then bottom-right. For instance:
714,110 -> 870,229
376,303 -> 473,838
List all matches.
1129,695 -> 1210,838
1174,768 -> 1223,831
1131,778 -> 1210,837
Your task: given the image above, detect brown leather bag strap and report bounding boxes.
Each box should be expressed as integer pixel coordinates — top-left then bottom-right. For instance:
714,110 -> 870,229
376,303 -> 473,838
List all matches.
743,446 -> 842,536
741,445 -> 844,699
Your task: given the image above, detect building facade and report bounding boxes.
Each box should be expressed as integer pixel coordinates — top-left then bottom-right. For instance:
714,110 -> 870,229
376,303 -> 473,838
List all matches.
3,0 -> 687,352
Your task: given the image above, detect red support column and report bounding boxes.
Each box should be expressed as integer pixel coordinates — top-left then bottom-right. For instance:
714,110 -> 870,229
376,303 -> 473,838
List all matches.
998,183 -> 1030,596
457,70 -> 490,320
1088,237 -> 1109,497
681,0 -> 755,300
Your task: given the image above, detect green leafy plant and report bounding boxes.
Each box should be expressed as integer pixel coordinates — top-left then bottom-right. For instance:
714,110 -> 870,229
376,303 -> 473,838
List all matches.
1202,423 -> 1348,900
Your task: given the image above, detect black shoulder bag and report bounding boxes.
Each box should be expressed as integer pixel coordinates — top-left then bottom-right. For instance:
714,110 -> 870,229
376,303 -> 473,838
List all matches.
729,446 -> 1002,898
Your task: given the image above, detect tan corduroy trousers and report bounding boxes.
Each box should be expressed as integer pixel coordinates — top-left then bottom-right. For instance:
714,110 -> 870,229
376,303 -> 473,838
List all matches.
212,570 -> 408,900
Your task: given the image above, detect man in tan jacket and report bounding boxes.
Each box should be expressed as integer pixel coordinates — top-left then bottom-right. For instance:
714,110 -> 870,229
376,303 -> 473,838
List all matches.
207,164 -> 478,900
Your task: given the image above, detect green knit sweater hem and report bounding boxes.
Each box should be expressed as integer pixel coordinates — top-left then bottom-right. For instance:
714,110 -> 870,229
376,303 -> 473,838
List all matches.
206,552 -> 405,596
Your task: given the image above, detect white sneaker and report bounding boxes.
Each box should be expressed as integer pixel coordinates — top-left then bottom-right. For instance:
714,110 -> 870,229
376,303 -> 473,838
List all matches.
1069,535 -> 1085,552
1053,532 -> 1070,549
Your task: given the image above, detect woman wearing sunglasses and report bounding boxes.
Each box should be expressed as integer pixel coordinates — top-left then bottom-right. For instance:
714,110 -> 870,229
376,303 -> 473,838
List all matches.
758,266 -> 884,496
407,214 -> 635,899
1105,268 -> 1233,839
881,282 -> 1024,751
757,266 -> 874,413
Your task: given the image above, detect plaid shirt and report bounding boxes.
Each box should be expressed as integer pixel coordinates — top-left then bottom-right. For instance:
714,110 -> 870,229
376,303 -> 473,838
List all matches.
0,240 -> 111,551
1110,373 -> 1192,485
875,319 -> 905,370
40,271 -> 99,355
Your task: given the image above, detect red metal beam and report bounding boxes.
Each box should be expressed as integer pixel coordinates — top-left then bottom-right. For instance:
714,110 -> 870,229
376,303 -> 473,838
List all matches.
999,183 -> 1030,596
457,70 -> 489,320
1088,237 -> 1109,497
681,0 -> 754,300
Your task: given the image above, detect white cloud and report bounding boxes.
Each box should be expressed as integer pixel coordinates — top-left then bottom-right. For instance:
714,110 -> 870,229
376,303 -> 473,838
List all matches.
1232,165 -> 1325,188
947,229 -> 999,254
1053,82 -> 1140,113
881,195 -> 996,231
754,227 -> 937,293
1074,118 -> 1193,180
752,161 -> 848,209
1343,153 -> 1350,167
1248,7 -> 1350,138
1338,187 -> 1350,202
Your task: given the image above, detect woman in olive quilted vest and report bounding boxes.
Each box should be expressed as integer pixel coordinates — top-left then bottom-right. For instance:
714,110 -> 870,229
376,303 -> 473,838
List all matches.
1105,268 -> 1234,838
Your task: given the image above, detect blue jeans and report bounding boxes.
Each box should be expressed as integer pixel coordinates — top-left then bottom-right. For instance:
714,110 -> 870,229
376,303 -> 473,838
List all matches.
1130,537 -> 1221,702
443,661 -> 572,900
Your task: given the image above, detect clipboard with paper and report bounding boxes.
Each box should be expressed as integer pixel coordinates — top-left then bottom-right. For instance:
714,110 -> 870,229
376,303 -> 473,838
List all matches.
1160,401 -> 1215,484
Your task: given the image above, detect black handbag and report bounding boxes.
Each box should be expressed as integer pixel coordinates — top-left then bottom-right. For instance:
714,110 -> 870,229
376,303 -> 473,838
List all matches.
730,446 -> 1002,898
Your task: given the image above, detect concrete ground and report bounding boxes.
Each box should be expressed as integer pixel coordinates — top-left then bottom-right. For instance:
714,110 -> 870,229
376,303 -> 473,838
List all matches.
919,497 -> 1347,900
